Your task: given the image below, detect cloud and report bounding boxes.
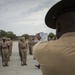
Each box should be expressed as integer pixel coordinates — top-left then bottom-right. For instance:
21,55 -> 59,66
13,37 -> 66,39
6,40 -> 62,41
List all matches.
0,0 -> 59,36
0,0 -> 5,5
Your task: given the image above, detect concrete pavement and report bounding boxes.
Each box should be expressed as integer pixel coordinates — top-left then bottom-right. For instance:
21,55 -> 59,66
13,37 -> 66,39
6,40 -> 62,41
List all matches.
0,42 -> 42,75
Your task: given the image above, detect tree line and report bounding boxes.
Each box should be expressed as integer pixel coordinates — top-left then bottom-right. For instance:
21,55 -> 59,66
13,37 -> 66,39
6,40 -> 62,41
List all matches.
0,30 -> 17,40
0,30 -> 56,40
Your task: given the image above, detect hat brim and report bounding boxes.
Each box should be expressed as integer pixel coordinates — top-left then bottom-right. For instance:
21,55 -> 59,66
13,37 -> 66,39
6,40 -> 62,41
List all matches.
45,1 -> 75,29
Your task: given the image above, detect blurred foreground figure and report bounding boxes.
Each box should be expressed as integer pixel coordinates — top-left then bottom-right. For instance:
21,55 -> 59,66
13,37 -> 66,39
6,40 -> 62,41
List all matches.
33,34 -> 41,69
33,0 -> 75,75
34,33 -> 48,69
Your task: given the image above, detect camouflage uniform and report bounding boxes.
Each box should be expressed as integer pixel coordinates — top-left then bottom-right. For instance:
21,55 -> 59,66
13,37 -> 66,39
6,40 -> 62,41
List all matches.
18,37 -> 23,59
20,37 -> 27,66
8,38 -> 13,56
6,38 -> 11,61
10,38 -> 13,55
1,38 -> 9,66
28,38 -> 34,55
0,38 -> 2,56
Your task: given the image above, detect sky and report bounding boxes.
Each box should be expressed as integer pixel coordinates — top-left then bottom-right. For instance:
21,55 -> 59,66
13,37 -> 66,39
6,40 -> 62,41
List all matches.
0,0 -> 60,36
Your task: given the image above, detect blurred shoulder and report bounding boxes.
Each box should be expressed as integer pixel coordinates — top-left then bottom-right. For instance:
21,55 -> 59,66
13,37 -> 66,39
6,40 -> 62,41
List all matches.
33,41 -> 48,49
33,39 -> 62,51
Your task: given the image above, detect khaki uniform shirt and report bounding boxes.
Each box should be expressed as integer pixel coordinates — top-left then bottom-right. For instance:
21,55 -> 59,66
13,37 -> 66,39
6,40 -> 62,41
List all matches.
20,41 -> 27,50
33,32 -> 75,75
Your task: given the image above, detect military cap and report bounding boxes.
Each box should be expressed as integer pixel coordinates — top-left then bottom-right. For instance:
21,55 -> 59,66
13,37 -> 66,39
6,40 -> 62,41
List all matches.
45,0 -> 75,29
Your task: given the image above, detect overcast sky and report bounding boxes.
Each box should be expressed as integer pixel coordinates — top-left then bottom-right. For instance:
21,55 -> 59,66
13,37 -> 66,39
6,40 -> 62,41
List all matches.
0,0 -> 60,36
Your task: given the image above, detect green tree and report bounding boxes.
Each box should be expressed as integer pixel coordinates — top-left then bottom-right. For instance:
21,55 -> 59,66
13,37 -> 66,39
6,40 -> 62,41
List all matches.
22,34 -> 29,39
0,30 -> 7,37
0,30 -> 17,40
7,31 -> 17,40
48,33 -> 55,39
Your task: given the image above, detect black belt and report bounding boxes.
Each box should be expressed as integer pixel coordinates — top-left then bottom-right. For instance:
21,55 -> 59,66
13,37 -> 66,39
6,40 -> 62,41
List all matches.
2,47 -> 7,49
22,47 -> 26,49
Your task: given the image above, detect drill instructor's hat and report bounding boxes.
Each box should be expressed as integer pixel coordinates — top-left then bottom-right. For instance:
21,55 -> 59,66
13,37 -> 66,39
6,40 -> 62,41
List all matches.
45,0 -> 75,29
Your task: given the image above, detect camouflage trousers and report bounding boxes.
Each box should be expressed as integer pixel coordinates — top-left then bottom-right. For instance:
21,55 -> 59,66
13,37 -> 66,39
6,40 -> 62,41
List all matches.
9,46 -> 12,56
8,49 -> 10,61
10,46 -> 12,55
0,47 -> 1,56
8,46 -> 12,61
29,45 -> 33,55
19,48 -> 21,59
21,49 -> 27,65
2,49 -> 9,66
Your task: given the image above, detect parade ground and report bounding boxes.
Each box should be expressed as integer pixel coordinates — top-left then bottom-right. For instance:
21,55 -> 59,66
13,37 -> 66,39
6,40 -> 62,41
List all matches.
0,42 -> 42,75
